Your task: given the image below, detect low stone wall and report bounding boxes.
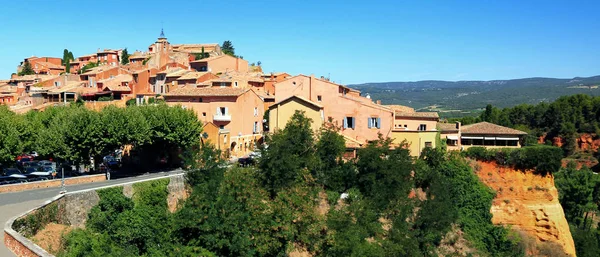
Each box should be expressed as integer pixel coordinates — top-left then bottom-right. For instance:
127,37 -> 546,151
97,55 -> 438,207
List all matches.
4,173 -> 186,257
4,232 -> 39,257
4,195 -> 62,257
0,175 -> 106,194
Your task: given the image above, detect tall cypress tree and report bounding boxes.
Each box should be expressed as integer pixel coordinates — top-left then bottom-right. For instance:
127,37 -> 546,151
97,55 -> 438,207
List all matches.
121,48 -> 130,65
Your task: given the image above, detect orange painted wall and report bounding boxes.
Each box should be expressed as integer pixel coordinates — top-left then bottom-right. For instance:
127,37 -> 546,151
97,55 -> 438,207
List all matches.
191,55 -> 249,73
131,68 -> 157,94
165,91 -> 264,137
275,75 -> 393,142
97,52 -> 119,66
394,117 -> 438,131
177,73 -> 219,87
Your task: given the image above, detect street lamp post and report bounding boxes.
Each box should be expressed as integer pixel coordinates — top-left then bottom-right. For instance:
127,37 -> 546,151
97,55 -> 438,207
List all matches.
60,167 -> 66,194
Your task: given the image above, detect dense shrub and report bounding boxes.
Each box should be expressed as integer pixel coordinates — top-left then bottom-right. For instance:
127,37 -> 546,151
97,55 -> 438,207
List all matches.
464,145 -> 562,174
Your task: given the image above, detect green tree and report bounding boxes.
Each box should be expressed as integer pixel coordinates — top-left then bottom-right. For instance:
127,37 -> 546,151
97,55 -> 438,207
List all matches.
193,46 -> 208,60
100,106 -> 150,155
555,163 -> 599,227
315,121 -> 348,190
80,61 -> 100,74
221,40 -> 235,56
121,48 -> 130,65
355,136 -> 413,212
62,49 -> 74,73
18,61 -> 35,76
561,122 -> 578,156
0,106 -> 24,165
259,110 -> 317,197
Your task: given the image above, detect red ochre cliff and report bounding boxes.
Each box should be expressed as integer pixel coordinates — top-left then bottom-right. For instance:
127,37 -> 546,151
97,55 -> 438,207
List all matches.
475,161 -> 576,256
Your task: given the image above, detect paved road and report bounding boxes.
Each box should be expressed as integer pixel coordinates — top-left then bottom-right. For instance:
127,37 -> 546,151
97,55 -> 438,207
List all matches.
0,170 -> 184,257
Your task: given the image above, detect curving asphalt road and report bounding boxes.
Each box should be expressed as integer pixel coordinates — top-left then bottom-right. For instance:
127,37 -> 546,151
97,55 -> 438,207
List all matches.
1,169 -> 184,257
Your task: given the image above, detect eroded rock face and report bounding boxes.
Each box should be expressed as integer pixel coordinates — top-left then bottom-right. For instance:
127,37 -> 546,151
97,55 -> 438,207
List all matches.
59,190 -> 100,228
167,175 -> 188,213
475,161 -> 576,256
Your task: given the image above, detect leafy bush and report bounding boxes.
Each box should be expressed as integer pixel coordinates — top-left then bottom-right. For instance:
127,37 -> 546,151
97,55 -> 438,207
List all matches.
326,190 -> 340,206
125,99 -> 136,106
464,145 -> 562,174
98,95 -> 114,101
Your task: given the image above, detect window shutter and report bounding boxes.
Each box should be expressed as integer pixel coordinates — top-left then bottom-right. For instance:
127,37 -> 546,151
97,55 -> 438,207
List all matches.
351,117 -> 356,129
343,118 -> 348,129
368,118 -> 372,128
225,107 -> 228,114
377,118 -> 381,129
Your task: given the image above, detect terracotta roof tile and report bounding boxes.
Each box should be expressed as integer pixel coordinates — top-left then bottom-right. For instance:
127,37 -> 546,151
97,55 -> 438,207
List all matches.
176,71 -> 212,80
189,55 -> 225,63
0,84 -> 17,93
47,81 -> 86,93
438,123 -> 459,132
10,75 -> 58,82
165,69 -> 190,78
81,66 -> 117,75
270,95 -> 323,109
98,74 -> 133,92
36,61 -> 65,70
165,87 -> 248,97
395,111 -> 439,119
386,104 -> 415,113
461,122 -> 527,135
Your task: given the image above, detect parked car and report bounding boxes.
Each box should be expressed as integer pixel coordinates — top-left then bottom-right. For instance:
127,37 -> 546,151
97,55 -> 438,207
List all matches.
16,157 -> 33,169
0,168 -> 28,184
238,157 -> 255,167
38,160 -> 57,171
28,166 -> 56,179
21,161 -> 40,173
103,156 -> 120,170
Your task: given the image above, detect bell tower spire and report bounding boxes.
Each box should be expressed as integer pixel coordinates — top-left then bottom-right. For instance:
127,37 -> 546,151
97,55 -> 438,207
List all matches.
159,27 -> 165,39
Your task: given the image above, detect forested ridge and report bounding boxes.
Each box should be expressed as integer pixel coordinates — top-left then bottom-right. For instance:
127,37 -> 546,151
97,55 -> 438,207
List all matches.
351,76 -> 600,112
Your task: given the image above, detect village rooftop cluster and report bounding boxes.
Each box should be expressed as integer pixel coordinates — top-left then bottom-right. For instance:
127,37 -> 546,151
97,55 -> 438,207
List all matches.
0,31 -> 527,158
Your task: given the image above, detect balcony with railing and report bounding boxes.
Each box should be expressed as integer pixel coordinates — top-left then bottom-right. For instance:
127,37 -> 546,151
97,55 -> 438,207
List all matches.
213,112 -> 231,121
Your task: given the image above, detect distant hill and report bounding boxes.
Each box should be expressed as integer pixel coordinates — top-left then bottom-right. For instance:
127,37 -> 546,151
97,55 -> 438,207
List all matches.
350,75 -> 600,117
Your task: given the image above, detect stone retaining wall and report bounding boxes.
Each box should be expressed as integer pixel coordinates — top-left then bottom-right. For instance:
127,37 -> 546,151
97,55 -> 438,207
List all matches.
4,195 -> 62,257
4,173 -> 186,257
0,175 -> 106,194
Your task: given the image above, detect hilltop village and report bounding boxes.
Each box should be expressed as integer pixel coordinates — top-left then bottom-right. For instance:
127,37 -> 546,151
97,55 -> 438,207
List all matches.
0,31 -> 526,158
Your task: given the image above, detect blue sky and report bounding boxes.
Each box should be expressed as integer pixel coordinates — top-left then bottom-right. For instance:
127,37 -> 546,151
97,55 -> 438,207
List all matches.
1,0 -> 599,84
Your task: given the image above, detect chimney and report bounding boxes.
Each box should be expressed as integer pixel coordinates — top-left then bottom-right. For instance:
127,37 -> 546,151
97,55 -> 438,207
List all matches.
455,121 -> 461,129
376,100 -> 381,105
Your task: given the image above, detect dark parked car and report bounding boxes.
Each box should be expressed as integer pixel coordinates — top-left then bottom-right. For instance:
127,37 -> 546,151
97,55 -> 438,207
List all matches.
103,156 -> 120,170
238,157 -> 255,167
0,168 -> 28,184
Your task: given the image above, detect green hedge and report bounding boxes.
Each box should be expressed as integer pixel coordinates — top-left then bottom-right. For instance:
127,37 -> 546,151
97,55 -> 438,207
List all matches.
463,145 -> 563,174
